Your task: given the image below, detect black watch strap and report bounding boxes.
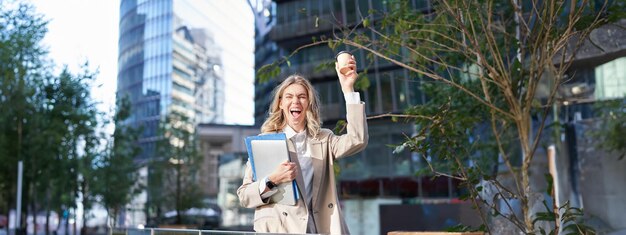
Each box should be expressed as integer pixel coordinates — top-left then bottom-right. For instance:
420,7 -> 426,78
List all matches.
266,179 -> 277,190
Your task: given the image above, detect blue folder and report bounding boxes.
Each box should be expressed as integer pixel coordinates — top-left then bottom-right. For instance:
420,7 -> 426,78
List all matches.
245,133 -> 299,205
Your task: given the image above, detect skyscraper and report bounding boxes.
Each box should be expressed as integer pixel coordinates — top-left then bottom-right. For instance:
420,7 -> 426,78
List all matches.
260,1 -> 626,234
117,0 -> 254,226
118,0 -> 254,160
257,1 -> 460,233
259,0 -> 435,195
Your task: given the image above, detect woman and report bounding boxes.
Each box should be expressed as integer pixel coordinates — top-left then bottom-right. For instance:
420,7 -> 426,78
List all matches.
237,51 -> 368,234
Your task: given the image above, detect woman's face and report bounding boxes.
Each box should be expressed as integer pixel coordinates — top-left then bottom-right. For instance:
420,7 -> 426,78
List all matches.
279,83 -> 309,132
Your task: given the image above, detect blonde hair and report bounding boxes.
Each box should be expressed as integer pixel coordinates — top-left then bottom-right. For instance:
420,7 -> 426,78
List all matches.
261,74 -> 321,137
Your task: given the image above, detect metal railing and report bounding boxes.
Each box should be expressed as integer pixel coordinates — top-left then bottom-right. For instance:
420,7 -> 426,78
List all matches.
113,228 -> 320,235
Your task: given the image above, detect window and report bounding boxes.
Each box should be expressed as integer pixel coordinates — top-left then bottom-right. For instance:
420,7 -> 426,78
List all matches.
407,73 -> 424,106
315,83 -> 328,105
345,0 -> 357,24
379,72 -> 394,112
363,131 -> 392,177
393,70 -> 410,110
357,0 -> 370,17
365,74 -> 379,114
309,0 -> 320,16
332,1 -> 344,24
277,2 -> 287,24
595,57 -> 626,100
319,1 -> 331,16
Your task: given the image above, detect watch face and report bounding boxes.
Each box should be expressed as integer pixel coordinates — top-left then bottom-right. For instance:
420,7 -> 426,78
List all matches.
266,180 -> 276,189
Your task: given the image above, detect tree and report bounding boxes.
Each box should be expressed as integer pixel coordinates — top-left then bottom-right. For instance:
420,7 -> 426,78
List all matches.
94,96 -> 142,229
259,0 -> 624,233
35,66 -> 101,235
154,111 -> 204,225
329,0 -> 622,233
0,2 -> 51,233
1,3 -> 120,234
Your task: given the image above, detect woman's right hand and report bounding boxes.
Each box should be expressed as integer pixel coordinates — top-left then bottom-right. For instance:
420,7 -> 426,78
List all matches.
335,53 -> 358,94
268,161 -> 297,184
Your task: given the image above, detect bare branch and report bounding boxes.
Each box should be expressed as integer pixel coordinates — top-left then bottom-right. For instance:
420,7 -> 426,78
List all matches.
367,113 -> 434,121
341,40 -> 517,120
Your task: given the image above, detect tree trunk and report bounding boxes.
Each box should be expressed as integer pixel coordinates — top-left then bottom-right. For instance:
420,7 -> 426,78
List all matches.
518,112 -> 533,233
80,181 -> 87,235
81,208 -> 87,235
176,164 -> 182,225
54,210 -> 63,234
72,209 -> 76,235
31,197 -> 37,235
64,210 -> 69,235
105,209 -> 110,235
22,182 -> 29,235
45,188 -> 50,235
4,198 -> 10,235
45,208 -> 50,235
112,208 -> 117,229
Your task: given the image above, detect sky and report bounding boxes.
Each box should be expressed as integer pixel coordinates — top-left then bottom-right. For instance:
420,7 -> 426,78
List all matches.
27,0 -> 255,227
30,0 -> 121,124
30,0 -> 256,126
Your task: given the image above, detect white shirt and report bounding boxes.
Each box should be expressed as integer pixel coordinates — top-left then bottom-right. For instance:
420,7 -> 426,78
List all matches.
259,92 -> 362,202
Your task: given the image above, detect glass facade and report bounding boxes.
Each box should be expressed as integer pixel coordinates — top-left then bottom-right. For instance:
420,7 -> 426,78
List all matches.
118,0 -> 248,160
118,0 -> 255,227
119,0 -> 175,160
260,0 -> 449,199
173,0 -> 255,125
253,0 -> 279,125
595,57 -> 626,100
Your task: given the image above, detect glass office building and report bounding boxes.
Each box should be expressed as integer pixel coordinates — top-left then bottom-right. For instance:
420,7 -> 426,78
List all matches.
259,1 -> 626,233
118,0 -> 254,160
258,0 -> 448,199
118,0 -> 254,226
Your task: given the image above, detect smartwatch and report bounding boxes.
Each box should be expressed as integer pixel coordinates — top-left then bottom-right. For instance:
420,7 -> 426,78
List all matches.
265,178 -> 278,190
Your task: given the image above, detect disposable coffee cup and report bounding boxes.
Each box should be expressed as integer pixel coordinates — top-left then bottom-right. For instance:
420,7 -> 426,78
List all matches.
336,51 -> 353,75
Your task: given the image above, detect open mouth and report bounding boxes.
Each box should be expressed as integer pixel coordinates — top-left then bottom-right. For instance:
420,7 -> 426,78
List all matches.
290,108 -> 302,119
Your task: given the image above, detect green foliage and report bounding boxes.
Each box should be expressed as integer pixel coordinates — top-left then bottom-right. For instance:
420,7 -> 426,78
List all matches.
335,0 -> 619,232
256,62 -> 282,83
313,60 -> 335,73
530,167 -> 596,234
333,119 -> 347,135
532,200 -> 596,235
590,98 -> 626,160
255,0 -> 619,232
152,111 -> 204,224
0,3 -> 49,202
1,3 -> 145,231
445,223 -> 486,233
94,96 -> 142,221
0,3 -> 108,232
400,80 -> 506,177
355,72 -> 370,91
40,66 -> 102,227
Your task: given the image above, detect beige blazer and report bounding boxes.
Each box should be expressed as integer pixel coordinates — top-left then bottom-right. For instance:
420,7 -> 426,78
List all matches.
237,103 -> 368,234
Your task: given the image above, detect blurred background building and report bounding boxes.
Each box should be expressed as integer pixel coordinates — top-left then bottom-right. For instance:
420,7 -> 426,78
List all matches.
255,1 -> 474,234
115,0 -> 626,233
253,0 -> 626,234
116,0 -> 254,227
6,0 -> 622,233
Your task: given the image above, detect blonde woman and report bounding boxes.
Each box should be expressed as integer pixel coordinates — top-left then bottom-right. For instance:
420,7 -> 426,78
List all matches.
237,51 -> 368,234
